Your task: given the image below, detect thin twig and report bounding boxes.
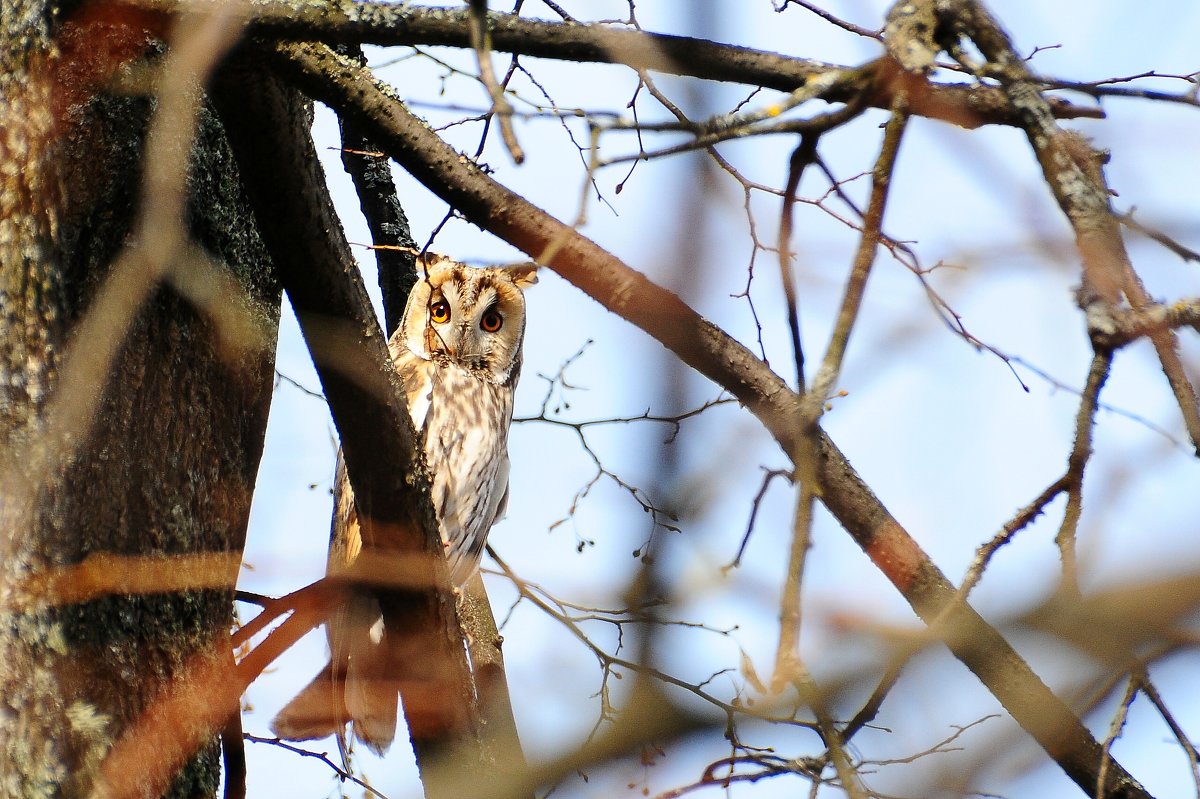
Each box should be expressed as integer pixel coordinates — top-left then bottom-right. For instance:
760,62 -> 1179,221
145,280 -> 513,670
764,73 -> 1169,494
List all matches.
723,467 -> 791,571
1057,349 -> 1114,596
777,133 -> 819,393
805,97 -> 909,415
1136,671 -> 1200,797
274,369 -> 326,401
244,735 -> 391,799
1044,73 -> 1200,108
468,0 -> 524,163
594,97 -> 864,168
1097,676 -> 1140,799
841,659 -> 906,742
960,476 -> 1069,599
1011,356 -> 1186,448
1118,209 -> 1200,264
776,0 -> 883,40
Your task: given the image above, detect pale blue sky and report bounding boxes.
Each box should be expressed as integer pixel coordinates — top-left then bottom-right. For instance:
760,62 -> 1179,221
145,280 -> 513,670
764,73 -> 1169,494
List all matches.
240,3 -> 1200,797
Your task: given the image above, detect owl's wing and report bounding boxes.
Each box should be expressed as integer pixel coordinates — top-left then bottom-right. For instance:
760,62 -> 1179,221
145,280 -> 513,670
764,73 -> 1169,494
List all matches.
441,437 -> 510,583
394,348 -> 434,433
484,452 -> 511,530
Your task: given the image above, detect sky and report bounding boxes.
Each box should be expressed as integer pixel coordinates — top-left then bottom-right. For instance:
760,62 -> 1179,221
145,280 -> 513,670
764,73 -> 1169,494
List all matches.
237,2 -> 1200,798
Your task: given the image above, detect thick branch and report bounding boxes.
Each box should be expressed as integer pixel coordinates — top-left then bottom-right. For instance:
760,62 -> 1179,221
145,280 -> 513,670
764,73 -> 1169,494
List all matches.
122,0 -> 1103,129
460,574 -> 532,797
336,44 -> 419,335
269,40 -> 1151,799
211,57 -> 482,794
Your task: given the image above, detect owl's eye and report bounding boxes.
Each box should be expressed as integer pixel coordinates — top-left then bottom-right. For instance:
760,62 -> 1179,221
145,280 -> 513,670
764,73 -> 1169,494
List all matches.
430,300 -> 451,324
480,309 -> 504,333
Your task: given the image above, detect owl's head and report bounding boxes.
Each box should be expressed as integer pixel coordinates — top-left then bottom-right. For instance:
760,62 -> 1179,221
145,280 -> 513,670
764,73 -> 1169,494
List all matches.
395,254 -> 538,384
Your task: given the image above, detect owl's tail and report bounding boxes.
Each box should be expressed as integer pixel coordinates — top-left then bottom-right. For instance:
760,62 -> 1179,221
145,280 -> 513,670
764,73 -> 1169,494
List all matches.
270,592 -> 399,756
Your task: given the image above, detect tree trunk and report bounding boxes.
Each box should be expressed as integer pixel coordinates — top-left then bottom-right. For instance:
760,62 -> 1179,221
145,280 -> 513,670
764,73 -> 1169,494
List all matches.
0,6 -> 279,797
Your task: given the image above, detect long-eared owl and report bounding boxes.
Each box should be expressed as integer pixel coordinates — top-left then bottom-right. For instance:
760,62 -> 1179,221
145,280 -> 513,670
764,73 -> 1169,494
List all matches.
271,253 -> 537,754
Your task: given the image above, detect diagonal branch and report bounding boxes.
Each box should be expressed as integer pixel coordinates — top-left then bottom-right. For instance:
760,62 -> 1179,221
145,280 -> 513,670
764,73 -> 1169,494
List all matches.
267,39 -> 1152,799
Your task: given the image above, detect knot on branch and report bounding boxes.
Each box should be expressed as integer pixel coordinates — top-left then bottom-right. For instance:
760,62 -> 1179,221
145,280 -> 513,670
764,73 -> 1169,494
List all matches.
1085,299 -> 1200,350
884,0 -> 941,73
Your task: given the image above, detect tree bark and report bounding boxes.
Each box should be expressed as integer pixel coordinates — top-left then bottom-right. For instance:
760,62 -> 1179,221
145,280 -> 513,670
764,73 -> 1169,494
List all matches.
0,6 -> 279,797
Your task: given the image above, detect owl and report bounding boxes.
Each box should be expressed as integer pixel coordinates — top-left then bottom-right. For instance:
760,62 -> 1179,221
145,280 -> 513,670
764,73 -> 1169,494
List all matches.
271,253 -> 537,754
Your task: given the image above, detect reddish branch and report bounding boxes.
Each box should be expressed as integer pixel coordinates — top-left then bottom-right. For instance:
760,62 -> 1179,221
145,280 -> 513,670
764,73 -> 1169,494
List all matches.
266,39 -> 1152,799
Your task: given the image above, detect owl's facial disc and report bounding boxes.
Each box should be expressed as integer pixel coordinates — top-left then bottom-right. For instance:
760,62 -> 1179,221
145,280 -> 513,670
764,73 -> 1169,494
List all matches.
425,318 -> 458,359
396,256 -> 530,384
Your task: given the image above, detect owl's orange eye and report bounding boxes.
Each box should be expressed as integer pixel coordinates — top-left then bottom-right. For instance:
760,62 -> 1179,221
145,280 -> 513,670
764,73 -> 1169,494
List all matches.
480,309 -> 504,333
430,300 -> 451,324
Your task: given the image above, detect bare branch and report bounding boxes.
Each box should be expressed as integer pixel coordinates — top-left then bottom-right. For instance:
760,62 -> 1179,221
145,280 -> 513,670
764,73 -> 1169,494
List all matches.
960,477 -> 1069,599
1118,209 -> 1200,264
267,38 -> 1153,799
244,735 -> 392,799
1056,349 -> 1113,595
776,0 -> 883,41
1136,671 -> 1200,796
941,0 -> 1200,455
122,0 -> 1105,128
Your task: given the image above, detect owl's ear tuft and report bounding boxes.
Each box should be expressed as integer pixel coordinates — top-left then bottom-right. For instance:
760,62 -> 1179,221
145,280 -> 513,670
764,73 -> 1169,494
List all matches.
417,252 -> 453,277
503,261 -> 539,289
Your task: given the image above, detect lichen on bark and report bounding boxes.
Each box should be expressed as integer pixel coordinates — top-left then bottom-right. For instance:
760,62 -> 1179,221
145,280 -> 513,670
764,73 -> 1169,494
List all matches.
0,6 -> 281,797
